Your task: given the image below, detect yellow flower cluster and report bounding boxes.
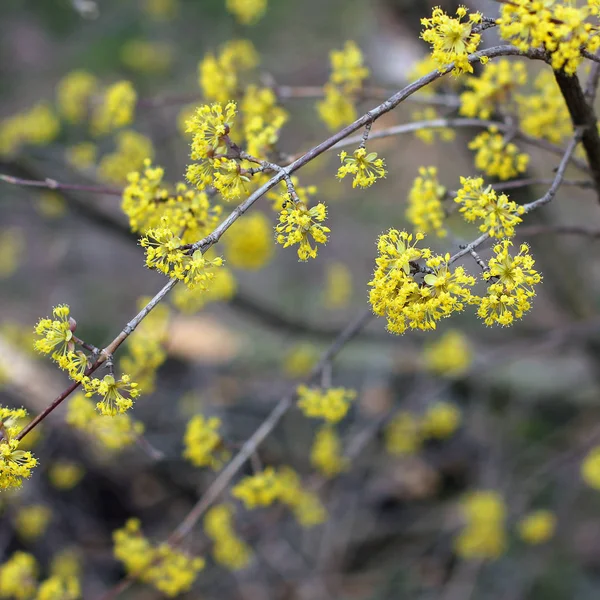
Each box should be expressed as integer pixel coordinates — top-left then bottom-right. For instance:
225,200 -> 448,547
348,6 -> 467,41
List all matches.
385,401 -> 461,456
497,1 -> 600,75
324,262 -> 352,309
469,129 -> 529,181
310,425 -> 348,477
140,228 -> 225,290
119,299 -> 169,393
120,40 -> 174,73
0,406 -> 37,490
98,129 -> 154,184
223,212 -> 274,270
460,59 -> 527,119
113,518 -> 205,597
66,142 -> 98,171
199,40 -> 258,103
516,70 -> 572,144
241,85 -> 288,159
420,6 -> 485,76
582,444 -> 600,488
0,227 -> 24,279
454,176 -> 525,238
66,393 -> 144,451
85,373 -> 141,417
34,305 -> 74,362
296,385 -> 356,424
406,166 -> 447,237
423,329 -> 472,377
232,466 -> 326,526
204,504 -> 252,570
337,147 -> 387,189
283,343 -> 319,378
91,80 -> 137,135
35,576 -> 80,600
225,0 -> 267,26
317,41 -> 369,130
183,414 -> 230,469
48,460 -> 85,490
0,552 -> 38,599
369,230 -> 476,335
15,504 -> 52,541
455,490 -> 507,560
275,200 -> 330,261
478,240 -> 541,327
56,70 -> 98,124
123,159 -> 222,243
518,510 -> 556,545
185,101 -> 240,195
0,103 -> 60,157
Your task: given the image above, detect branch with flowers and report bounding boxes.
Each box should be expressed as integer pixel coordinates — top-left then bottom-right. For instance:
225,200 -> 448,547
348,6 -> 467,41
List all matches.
3,0 -> 600,597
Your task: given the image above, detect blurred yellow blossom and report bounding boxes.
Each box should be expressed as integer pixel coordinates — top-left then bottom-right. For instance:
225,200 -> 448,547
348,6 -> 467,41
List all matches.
48,461 -> 85,490
423,329 -> 472,377
91,81 -> 137,136
297,385 -> 356,424
14,505 -> 52,541
421,401 -> 461,439
36,192 -> 67,220
0,228 -> 24,279
406,166 -> 447,237
283,343 -> 319,378
121,40 -> 174,73
385,411 -> 422,456
310,425 -> 348,477
225,0 -> 267,25
98,130 -> 153,183
518,510 -> 556,545
324,262 -> 352,309
223,212 -> 274,270
0,552 -> 38,599
56,70 -> 98,124
469,129 -> 529,181
183,415 -> 230,470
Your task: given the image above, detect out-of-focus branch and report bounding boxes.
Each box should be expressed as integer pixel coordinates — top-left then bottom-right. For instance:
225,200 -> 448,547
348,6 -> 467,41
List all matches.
518,224 -> 600,238
0,173 -> 121,195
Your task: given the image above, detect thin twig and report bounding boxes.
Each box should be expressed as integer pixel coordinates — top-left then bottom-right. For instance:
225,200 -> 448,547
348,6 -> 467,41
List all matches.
0,174 -> 121,195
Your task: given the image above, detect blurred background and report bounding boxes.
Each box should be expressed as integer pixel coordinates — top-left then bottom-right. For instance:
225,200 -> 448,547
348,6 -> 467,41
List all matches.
2,0 -> 600,598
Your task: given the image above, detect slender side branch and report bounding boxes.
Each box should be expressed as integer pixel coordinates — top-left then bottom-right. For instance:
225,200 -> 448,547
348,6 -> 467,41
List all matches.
0,174 -> 122,195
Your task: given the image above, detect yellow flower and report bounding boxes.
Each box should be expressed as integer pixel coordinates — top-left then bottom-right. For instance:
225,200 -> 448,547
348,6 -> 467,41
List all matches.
212,157 -> 251,201
55,70 -> 98,124
385,411 -> 422,456
223,212 -> 274,270
455,176 -> 525,238
48,460 -> 85,490
469,129 -> 529,181
423,329 -> 472,377
582,445 -> 600,489
296,385 -> 356,424
477,240 -> 542,327
324,262 -> 352,309
14,505 -> 52,541
34,304 -> 74,360
516,70 -> 572,144
0,552 -> 38,600
369,230 -> 476,335
0,227 -> 24,279
65,142 -> 98,171
317,83 -> 357,131
518,510 -> 556,545
231,467 -> 281,509
120,40 -> 174,73
183,415 -> 230,470
98,130 -> 154,184
275,201 -> 330,261
421,401 -> 461,439
91,80 -> 137,135
0,103 -> 60,157
172,267 -> 237,313
187,101 -> 237,160
282,343 -> 319,378
204,504 -> 252,570
337,147 -> 387,189
225,0 -> 267,25
460,59 -> 527,119
420,6 -> 484,76
406,166 -> 447,237
329,41 -> 370,93
113,519 -> 205,597
85,374 -> 140,416
310,425 -> 348,477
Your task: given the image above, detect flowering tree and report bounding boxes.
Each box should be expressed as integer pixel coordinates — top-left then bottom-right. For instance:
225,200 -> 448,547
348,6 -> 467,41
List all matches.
1,0 -> 600,597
